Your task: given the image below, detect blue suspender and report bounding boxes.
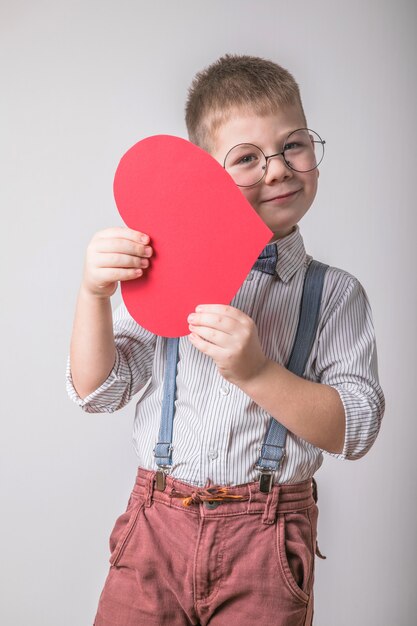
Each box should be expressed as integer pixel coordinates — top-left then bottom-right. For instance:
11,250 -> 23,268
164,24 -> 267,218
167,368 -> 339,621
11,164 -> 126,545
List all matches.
154,260 -> 328,492
153,336 -> 180,491
154,337 -> 180,467
255,260 -> 328,491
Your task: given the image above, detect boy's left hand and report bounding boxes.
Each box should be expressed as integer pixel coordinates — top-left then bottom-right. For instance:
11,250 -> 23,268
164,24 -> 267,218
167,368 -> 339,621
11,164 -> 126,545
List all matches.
188,305 -> 268,386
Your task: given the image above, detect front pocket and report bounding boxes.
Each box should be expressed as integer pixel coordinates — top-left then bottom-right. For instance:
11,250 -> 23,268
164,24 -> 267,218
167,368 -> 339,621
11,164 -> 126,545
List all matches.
276,506 -> 316,604
109,494 -> 144,567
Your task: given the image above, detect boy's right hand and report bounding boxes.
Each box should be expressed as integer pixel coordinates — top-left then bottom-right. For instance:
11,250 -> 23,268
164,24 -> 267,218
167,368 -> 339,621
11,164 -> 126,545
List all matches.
81,227 -> 153,298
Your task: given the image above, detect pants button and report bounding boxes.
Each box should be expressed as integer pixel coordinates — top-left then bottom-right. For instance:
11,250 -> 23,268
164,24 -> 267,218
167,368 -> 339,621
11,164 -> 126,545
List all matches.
205,500 -> 220,509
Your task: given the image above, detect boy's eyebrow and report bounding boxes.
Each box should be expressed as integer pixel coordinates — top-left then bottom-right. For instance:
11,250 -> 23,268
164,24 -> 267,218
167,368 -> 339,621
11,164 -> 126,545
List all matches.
231,128 -> 301,148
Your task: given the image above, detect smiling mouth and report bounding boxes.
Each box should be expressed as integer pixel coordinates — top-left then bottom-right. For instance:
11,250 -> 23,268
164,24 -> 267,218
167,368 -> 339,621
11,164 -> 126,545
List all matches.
263,189 -> 301,202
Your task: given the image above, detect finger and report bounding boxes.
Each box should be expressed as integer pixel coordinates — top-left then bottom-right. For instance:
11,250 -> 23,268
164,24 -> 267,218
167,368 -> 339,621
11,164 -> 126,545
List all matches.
187,312 -> 236,335
95,252 -> 149,269
188,332 -> 225,356
188,324 -> 231,348
194,304 -> 245,320
94,237 -> 153,259
93,267 -> 144,283
96,227 -> 151,245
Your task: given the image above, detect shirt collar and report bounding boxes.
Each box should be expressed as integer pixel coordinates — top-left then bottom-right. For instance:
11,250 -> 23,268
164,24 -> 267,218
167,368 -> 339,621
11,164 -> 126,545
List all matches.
271,226 -> 307,283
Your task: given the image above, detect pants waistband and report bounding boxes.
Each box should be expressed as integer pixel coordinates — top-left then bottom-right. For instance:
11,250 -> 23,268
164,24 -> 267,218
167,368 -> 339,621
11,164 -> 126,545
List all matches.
132,468 -> 316,524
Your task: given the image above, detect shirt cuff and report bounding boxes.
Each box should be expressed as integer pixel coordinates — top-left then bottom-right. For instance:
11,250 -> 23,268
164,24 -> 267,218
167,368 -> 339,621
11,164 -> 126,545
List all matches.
66,351 -> 130,413
328,382 -> 384,460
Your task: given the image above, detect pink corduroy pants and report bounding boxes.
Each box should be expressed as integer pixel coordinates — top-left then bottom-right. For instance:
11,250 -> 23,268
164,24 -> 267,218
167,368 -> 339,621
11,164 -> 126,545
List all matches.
94,468 -> 319,626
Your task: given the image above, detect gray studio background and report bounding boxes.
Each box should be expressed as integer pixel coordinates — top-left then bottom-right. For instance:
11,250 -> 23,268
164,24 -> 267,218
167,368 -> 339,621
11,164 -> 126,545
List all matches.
1,1 -> 415,624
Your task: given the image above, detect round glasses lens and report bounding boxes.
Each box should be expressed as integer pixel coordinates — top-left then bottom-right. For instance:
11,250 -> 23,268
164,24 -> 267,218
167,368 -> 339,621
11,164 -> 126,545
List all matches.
224,144 -> 265,187
283,129 -> 324,172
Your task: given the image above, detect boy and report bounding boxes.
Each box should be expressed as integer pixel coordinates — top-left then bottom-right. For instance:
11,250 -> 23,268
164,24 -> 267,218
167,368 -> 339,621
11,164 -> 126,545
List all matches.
67,55 -> 384,625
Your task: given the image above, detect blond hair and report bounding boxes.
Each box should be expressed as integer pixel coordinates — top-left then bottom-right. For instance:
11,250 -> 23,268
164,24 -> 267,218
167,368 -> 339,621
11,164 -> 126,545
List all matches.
185,54 -> 306,152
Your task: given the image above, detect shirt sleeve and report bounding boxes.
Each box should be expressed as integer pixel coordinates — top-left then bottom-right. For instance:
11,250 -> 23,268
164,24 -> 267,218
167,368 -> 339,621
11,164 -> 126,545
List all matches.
314,273 -> 385,460
66,302 -> 157,413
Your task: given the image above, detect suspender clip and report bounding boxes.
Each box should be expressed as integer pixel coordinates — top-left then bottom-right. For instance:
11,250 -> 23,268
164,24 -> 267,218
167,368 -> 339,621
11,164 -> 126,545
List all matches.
256,468 -> 274,493
155,466 -> 171,492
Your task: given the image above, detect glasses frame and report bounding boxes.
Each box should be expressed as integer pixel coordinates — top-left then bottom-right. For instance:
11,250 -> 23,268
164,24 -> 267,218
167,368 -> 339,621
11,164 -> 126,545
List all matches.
223,128 -> 326,188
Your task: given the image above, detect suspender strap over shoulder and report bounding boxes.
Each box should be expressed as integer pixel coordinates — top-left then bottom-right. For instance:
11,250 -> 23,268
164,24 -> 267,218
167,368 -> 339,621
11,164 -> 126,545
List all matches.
255,260 -> 328,491
286,260 -> 328,377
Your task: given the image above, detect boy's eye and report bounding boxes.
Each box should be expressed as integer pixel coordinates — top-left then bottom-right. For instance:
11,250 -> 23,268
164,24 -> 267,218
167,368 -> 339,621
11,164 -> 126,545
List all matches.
237,154 -> 258,165
284,141 -> 302,151
224,144 -> 264,174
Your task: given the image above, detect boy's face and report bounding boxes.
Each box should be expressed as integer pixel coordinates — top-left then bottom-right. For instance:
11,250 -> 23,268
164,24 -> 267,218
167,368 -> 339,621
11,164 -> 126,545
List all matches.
210,105 -> 319,240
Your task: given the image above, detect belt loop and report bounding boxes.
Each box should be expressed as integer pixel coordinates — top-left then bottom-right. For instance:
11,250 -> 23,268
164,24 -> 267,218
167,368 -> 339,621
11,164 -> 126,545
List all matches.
262,484 -> 279,525
247,482 -> 257,514
311,477 -> 327,560
145,471 -> 155,507
312,476 -> 318,503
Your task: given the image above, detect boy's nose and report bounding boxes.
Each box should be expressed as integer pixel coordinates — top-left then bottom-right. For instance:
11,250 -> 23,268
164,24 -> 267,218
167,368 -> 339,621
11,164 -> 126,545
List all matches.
263,154 -> 292,184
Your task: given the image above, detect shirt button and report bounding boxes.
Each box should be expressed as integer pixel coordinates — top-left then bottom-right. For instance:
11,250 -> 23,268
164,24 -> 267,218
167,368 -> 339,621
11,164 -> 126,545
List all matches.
219,386 -> 230,396
208,450 -> 218,460
246,272 -> 254,281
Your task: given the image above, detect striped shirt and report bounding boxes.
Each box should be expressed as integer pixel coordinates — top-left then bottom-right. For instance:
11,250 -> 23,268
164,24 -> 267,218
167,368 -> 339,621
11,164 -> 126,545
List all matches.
66,227 -> 385,486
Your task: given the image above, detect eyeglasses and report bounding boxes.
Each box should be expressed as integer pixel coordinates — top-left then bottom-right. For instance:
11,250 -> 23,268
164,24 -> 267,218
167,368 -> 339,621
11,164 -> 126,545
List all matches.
223,128 -> 325,188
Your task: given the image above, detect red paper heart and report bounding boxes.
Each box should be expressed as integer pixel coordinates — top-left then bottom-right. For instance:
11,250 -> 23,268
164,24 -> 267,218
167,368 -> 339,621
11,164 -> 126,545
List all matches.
114,135 -> 272,337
